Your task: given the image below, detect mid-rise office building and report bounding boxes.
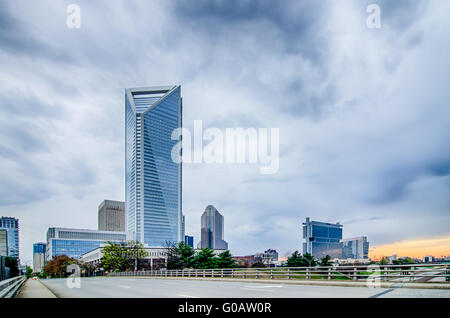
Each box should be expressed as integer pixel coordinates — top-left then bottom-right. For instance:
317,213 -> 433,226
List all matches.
302,217 -> 343,259
33,242 -> 46,273
0,229 -> 7,256
199,205 -> 228,250
98,200 -> 125,232
341,236 -> 369,259
0,217 -> 19,260
184,235 -> 194,248
125,86 -> 182,247
46,227 -> 126,260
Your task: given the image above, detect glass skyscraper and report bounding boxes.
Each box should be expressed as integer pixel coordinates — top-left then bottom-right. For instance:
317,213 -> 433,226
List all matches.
199,205 -> 228,250
125,86 -> 182,247
0,217 -> 19,260
302,217 -> 343,259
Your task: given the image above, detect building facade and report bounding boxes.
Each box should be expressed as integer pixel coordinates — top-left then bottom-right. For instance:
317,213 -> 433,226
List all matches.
0,217 -> 19,260
302,217 -> 343,259
125,86 -> 182,247
33,242 -> 46,273
199,205 -> 228,250
341,236 -> 369,259
184,235 -> 194,248
80,245 -> 169,270
80,245 -> 225,270
98,200 -> 125,232
0,229 -> 7,257
46,227 -> 126,260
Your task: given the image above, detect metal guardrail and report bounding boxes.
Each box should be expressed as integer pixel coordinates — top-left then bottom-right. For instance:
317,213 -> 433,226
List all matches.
0,276 -> 27,298
109,264 -> 450,283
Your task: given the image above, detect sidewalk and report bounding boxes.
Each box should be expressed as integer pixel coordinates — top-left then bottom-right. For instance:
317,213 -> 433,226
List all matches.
15,279 -> 57,298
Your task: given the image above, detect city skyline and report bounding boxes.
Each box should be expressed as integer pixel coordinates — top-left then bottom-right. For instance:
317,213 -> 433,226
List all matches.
0,1 -> 449,265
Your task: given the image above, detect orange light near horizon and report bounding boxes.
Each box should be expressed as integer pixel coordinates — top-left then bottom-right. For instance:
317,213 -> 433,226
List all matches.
370,235 -> 450,260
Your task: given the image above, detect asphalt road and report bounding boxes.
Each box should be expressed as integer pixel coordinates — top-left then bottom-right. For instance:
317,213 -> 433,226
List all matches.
39,277 -> 450,298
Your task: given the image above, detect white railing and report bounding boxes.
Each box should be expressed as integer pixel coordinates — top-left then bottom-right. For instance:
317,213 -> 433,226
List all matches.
0,276 -> 27,298
108,263 -> 450,283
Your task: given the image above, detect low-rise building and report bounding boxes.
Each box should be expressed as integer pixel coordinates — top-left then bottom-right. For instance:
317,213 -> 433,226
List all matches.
46,227 -> 126,260
80,245 -> 227,270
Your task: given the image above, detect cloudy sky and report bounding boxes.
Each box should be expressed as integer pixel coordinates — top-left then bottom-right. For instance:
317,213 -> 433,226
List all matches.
1,0 -> 449,265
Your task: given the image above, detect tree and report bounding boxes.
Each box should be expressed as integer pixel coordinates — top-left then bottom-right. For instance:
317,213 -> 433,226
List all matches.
165,241 -> 194,270
26,266 -> 33,278
285,251 -> 317,267
126,240 -> 149,271
101,242 -> 129,272
251,262 -> 267,268
4,257 -> 19,278
378,257 -> 389,265
215,250 -> 236,269
101,241 -> 148,272
192,248 -> 217,269
179,242 -> 195,268
302,253 -> 318,267
320,255 -> 333,267
393,257 -> 414,265
43,255 -> 77,278
285,251 -> 303,267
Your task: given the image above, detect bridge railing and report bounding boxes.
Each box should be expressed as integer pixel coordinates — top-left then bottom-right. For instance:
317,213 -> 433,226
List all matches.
0,276 -> 27,298
108,263 -> 450,283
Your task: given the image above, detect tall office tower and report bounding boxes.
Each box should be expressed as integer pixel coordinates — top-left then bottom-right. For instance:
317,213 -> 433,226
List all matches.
33,243 -> 46,273
199,205 -> 228,250
125,86 -> 182,246
184,235 -> 194,248
302,217 -> 343,259
98,200 -> 125,232
46,227 -> 126,260
0,217 -> 19,260
0,229 -> 7,256
341,236 -> 370,259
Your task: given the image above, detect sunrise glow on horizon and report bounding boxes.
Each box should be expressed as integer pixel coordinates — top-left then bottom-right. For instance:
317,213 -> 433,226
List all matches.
369,236 -> 450,260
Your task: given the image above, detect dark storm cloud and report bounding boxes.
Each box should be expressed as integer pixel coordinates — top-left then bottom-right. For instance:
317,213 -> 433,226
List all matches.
0,178 -> 52,206
0,1 -> 449,261
173,0 -> 328,61
0,92 -> 65,119
0,0 -> 73,62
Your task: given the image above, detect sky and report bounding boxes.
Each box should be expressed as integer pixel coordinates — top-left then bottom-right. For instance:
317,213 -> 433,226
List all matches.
0,0 -> 449,266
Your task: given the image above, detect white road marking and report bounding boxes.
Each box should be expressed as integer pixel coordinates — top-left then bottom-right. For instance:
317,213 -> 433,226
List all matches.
118,285 -> 131,289
243,285 -> 283,288
241,288 -> 275,292
178,294 -> 199,298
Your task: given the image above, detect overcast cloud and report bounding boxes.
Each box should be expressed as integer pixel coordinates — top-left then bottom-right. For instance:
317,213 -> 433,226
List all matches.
0,0 -> 449,264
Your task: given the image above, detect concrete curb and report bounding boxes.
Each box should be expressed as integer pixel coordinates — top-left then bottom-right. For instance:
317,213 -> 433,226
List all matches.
108,276 -> 450,290
38,280 -> 58,298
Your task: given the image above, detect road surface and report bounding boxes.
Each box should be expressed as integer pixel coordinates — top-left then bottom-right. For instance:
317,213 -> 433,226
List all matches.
39,277 -> 450,298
